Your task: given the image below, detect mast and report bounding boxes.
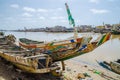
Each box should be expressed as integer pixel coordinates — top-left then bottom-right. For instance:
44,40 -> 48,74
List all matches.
65,3 -> 78,39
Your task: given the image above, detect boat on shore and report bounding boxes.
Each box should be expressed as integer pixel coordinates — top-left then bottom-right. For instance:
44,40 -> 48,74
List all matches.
19,33 -> 111,61
0,35 -> 60,74
97,59 -> 120,74
110,60 -> 120,74
19,38 -> 44,49
50,33 -> 111,61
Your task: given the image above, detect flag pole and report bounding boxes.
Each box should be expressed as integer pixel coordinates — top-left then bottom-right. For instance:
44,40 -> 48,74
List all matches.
74,26 -> 78,39
65,3 -> 78,39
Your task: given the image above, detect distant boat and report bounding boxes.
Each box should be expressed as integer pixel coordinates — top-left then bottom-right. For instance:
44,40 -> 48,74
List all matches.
111,30 -> 120,35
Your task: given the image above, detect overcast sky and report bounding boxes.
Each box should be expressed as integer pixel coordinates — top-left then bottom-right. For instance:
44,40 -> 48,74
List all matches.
0,0 -> 120,30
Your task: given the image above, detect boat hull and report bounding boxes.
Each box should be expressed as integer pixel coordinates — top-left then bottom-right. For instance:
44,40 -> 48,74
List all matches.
110,62 -> 120,74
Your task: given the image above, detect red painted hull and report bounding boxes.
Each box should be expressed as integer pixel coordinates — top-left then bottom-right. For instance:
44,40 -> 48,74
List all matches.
19,42 -> 37,49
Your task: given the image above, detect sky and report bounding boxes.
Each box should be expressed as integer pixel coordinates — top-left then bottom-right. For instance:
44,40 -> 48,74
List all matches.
0,0 -> 120,30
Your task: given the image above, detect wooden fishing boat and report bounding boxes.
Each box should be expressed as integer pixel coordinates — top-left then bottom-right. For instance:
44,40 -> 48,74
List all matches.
19,36 -> 86,49
19,32 -> 111,62
50,33 -> 111,61
0,34 -> 16,45
0,35 -> 60,74
19,38 -> 44,49
110,61 -> 120,74
103,60 -> 120,74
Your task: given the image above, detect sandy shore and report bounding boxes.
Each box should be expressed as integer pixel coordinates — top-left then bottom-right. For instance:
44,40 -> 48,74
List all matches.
0,58 -> 120,80
62,60 -> 120,80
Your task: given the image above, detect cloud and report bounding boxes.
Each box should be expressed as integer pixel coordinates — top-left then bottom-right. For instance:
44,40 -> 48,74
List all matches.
90,9 -> 109,14
39,16 -> 45,20
37,9 -> 48,12
89,0 -> 101,3
23,7 -> 36,12
50,16 -> 65,20
37,8 -> 63,13
76,20 -> 81,23
60,20 -> 67,22
56,8 -> 63,11
89,0 -> 115,3
22,13 -> 33,17
10,4 -> 19,9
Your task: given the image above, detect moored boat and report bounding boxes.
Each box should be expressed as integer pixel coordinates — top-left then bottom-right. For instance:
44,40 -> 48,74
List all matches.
19,38 -> 44,49
0,35 -> 60,74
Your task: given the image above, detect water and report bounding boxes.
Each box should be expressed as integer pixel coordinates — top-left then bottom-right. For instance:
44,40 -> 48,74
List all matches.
4,31 -> 120,66
5,31 -> 99,42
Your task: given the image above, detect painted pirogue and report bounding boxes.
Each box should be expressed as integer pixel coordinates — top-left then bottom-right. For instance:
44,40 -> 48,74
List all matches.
49,33 -> 111,61
19,33 -> 111,62
0,34 -> 60,74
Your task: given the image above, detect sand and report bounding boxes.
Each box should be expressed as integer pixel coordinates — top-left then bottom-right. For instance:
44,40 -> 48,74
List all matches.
0,58 -> 120,80
62,60 -> 120,80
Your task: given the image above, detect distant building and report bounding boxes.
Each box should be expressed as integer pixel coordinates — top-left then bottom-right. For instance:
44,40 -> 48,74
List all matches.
104,24 -> 112,30
77,25 -> 92,32
45,26 -> 67,32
